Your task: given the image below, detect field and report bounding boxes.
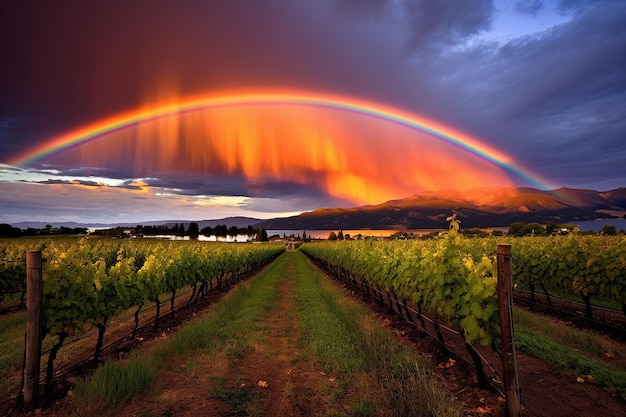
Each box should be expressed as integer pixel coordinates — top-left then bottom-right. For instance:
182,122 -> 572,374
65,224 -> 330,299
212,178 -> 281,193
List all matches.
1,234 -> 625,416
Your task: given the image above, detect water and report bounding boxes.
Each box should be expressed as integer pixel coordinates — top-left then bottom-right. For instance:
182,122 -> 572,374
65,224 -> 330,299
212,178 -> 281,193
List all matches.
144,234 -> 256,242
571,218 -> 626,232
138,220 -> 625,242
267,229 -> 441,239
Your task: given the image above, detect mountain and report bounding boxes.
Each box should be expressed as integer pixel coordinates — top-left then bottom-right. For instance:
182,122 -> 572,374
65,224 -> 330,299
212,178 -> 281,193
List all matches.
9,188 -> 625,231
254,187 -> 626,230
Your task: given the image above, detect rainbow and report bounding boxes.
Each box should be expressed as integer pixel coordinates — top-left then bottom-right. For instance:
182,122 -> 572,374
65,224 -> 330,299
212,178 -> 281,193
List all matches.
10,90 -> 553,189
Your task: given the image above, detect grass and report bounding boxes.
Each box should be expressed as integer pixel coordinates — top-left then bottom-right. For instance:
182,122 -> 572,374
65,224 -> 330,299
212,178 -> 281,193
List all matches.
72,252 -> 286,414
292,252 -> 464,417
73,352 -> 160,412
210,376 -> 267,417
514,309 -> 626,401
0,312 -> 27,396
514,307 -> 626,368
0,283 -> 199,403
71,251 -> 465,416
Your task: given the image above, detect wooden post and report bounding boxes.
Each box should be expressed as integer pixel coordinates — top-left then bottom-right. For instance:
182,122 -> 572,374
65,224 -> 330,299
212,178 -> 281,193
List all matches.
497,244 -> 522,417
24,251 -> 43,405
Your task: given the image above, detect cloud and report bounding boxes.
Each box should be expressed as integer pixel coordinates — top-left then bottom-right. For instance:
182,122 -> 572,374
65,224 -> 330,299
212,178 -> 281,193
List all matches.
417,1 -> 626,186
37,179 -> 103,187
515,0 -> 544,16
0,180 -> 295,224
403,0 -> 494,52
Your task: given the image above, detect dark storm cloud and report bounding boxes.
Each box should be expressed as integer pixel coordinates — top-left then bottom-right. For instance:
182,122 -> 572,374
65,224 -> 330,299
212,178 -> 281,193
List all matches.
403,0 -> 494,52
417,1 -> 626,187
38,179 -> 102,187
0,0 -> 421,161
137,177 -> 250,197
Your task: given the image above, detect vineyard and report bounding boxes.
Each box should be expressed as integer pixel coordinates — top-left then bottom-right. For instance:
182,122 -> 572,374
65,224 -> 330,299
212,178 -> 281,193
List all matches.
299,225 -> 626,412
1,230 -> 625,416
301,227 -> 626,346
0,238 -> 284,406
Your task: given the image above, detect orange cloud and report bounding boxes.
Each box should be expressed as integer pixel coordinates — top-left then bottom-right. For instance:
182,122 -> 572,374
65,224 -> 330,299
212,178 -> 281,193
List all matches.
45,101 -> 513,205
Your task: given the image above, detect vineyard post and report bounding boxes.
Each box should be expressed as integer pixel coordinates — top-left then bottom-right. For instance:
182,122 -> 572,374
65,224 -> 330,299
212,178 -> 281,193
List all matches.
497,244 -> 522,417
24,250 -> 43,405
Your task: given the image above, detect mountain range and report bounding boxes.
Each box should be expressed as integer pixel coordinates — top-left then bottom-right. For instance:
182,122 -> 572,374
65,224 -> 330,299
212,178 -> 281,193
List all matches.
253,187 -> 626,230
9,187 -> 626,231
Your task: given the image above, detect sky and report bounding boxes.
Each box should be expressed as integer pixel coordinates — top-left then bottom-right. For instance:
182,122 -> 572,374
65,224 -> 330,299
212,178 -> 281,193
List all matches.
1,0 -> 625,225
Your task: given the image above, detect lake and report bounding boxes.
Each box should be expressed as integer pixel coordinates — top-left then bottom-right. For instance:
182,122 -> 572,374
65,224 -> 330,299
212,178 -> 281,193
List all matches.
571,218 -> 626,232
141,219 -> 625,242
267,229 -> 443,239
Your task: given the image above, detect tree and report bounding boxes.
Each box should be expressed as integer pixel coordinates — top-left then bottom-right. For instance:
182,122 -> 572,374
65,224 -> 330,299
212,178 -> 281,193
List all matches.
256,228 -> 268,242
188,222 -> 200,239
0,223 -> 21,237
545,221 -> 558,235
214,225 -> 228,236
508,222 -> 525,236
338,230 -> 344,240
328,231 -> 338,241
523,223 -> 545,236
302,230 -> 307,241
601,225 -> 617,235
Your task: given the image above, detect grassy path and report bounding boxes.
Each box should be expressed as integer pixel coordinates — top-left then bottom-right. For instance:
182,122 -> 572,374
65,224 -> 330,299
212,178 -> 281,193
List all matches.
47,251 -> 463,417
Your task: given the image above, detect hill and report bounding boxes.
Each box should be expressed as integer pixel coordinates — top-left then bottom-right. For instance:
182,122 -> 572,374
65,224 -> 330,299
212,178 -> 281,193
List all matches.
9,187 -> 625,231
254,187 -> 626,230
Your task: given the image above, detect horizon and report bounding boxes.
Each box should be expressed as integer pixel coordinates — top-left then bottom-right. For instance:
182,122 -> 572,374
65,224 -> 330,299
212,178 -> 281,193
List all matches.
5,185 -> 625,228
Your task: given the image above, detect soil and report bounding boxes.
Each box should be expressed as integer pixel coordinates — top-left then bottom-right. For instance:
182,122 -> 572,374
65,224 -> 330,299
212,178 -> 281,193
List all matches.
335,277 -> 626,417
11,253 -> 626,417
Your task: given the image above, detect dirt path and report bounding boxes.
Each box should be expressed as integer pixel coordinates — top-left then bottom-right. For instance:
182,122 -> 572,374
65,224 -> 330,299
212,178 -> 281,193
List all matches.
107,253 -> 346,417
21,251 -> 626,417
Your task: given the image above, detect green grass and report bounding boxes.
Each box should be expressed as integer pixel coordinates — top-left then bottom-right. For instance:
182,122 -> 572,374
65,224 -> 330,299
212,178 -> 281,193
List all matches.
73,352 -> 160,412
292,251 -> 463,417
0,312 -> 78,399
0,312 -> 27,396
0,312 -> 26,372
73,251 -> 465,416
73,252 -> 286,413
514,310 -> 626,401
514,307 -> 626,367
0,284 -> 206,402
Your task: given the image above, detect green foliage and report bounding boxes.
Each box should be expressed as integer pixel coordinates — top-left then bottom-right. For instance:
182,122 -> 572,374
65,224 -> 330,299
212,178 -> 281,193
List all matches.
0,237 -> 285,387
302,225 -> 500,345
0,240 -> 28,304
304,232 -> 626,346
602,225 -> 617,235
512,235 -> 626,312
